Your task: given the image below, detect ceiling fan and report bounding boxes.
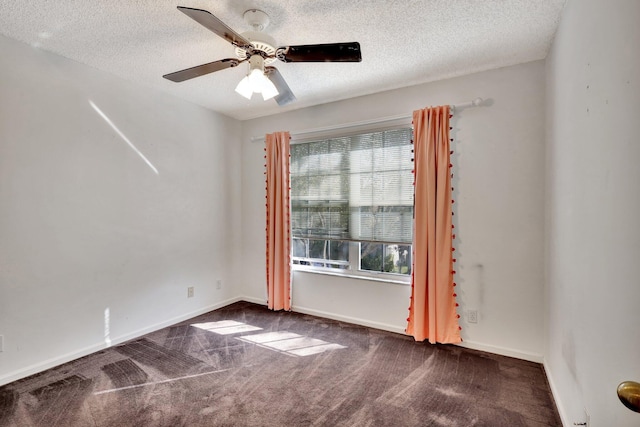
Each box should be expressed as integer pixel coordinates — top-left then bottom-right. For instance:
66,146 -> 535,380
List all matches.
163,6 -> 362,106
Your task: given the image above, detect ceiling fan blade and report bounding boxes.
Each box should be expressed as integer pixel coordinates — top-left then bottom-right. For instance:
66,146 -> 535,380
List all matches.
177,6 -> 252,49
265,67 -> 296,106
278,42 -> 362,63
163,58 -> 240,82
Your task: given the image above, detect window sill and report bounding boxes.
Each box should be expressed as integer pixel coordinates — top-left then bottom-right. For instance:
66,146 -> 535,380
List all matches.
292,265 -> 410,286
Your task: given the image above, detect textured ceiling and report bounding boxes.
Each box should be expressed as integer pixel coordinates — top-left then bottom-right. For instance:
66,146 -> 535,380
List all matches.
0,0 -> 565,120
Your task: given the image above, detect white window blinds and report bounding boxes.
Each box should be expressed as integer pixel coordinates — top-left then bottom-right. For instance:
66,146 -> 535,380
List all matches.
290,127 -> 413,244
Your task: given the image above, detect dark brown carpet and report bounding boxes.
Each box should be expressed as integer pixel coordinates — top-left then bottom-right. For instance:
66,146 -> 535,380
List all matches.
0,301 -> 561,426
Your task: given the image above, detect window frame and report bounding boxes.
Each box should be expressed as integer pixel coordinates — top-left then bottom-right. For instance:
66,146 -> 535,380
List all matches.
289,121 -> 413,285
293,241 -> 410,284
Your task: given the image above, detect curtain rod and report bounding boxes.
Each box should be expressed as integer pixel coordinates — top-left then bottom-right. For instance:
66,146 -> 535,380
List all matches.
250,97 -> 484,143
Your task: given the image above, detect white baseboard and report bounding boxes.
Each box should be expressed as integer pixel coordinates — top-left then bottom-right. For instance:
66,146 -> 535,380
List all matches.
0,296 -> 242,387
543,359 -> 569,427
282,302 -> 543,363
246,299 -> 544,363
239,295 -> 267,306
456,340 -> 543,363
290,304 -> 407,335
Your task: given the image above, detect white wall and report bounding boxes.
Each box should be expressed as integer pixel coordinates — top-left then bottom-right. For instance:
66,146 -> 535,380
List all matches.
0,35 -> 242,385
241,61 -> 547,361
545,1 -> 640,425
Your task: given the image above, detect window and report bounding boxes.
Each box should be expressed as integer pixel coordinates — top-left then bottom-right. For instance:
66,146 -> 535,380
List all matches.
290,127 -> 413,281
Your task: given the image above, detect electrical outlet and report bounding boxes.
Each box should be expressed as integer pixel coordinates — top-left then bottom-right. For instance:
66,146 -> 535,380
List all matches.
0,335 -> 3,352
187,287 -> 194,298
467,309 -> 478,323
216,279 -> 222,290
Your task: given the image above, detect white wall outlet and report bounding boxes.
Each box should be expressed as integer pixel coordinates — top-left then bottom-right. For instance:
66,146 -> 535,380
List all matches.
0,335 -> 3,352
467,309 -> 478,323
187,286 -> 194,298
216,279 -> 222,290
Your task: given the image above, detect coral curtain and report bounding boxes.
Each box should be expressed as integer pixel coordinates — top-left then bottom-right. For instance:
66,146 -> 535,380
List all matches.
406,106 -> 461,343
265,131 -> 291,311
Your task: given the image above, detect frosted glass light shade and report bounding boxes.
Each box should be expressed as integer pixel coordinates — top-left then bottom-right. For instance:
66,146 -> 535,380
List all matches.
234,65 -> 279,101
235,76 -> 253,99
260,76 -> 279,100
248,68 -> 264,88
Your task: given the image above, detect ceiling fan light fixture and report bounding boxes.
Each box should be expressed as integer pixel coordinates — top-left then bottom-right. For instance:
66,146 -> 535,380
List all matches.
235,55 -> 279,101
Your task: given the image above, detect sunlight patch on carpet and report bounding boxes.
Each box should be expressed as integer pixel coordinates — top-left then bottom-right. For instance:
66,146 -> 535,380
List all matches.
191,320 -> 263,335
236,331 -> 346,357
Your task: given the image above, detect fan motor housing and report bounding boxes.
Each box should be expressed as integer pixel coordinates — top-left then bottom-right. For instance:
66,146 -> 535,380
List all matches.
235,31 -> 277,64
